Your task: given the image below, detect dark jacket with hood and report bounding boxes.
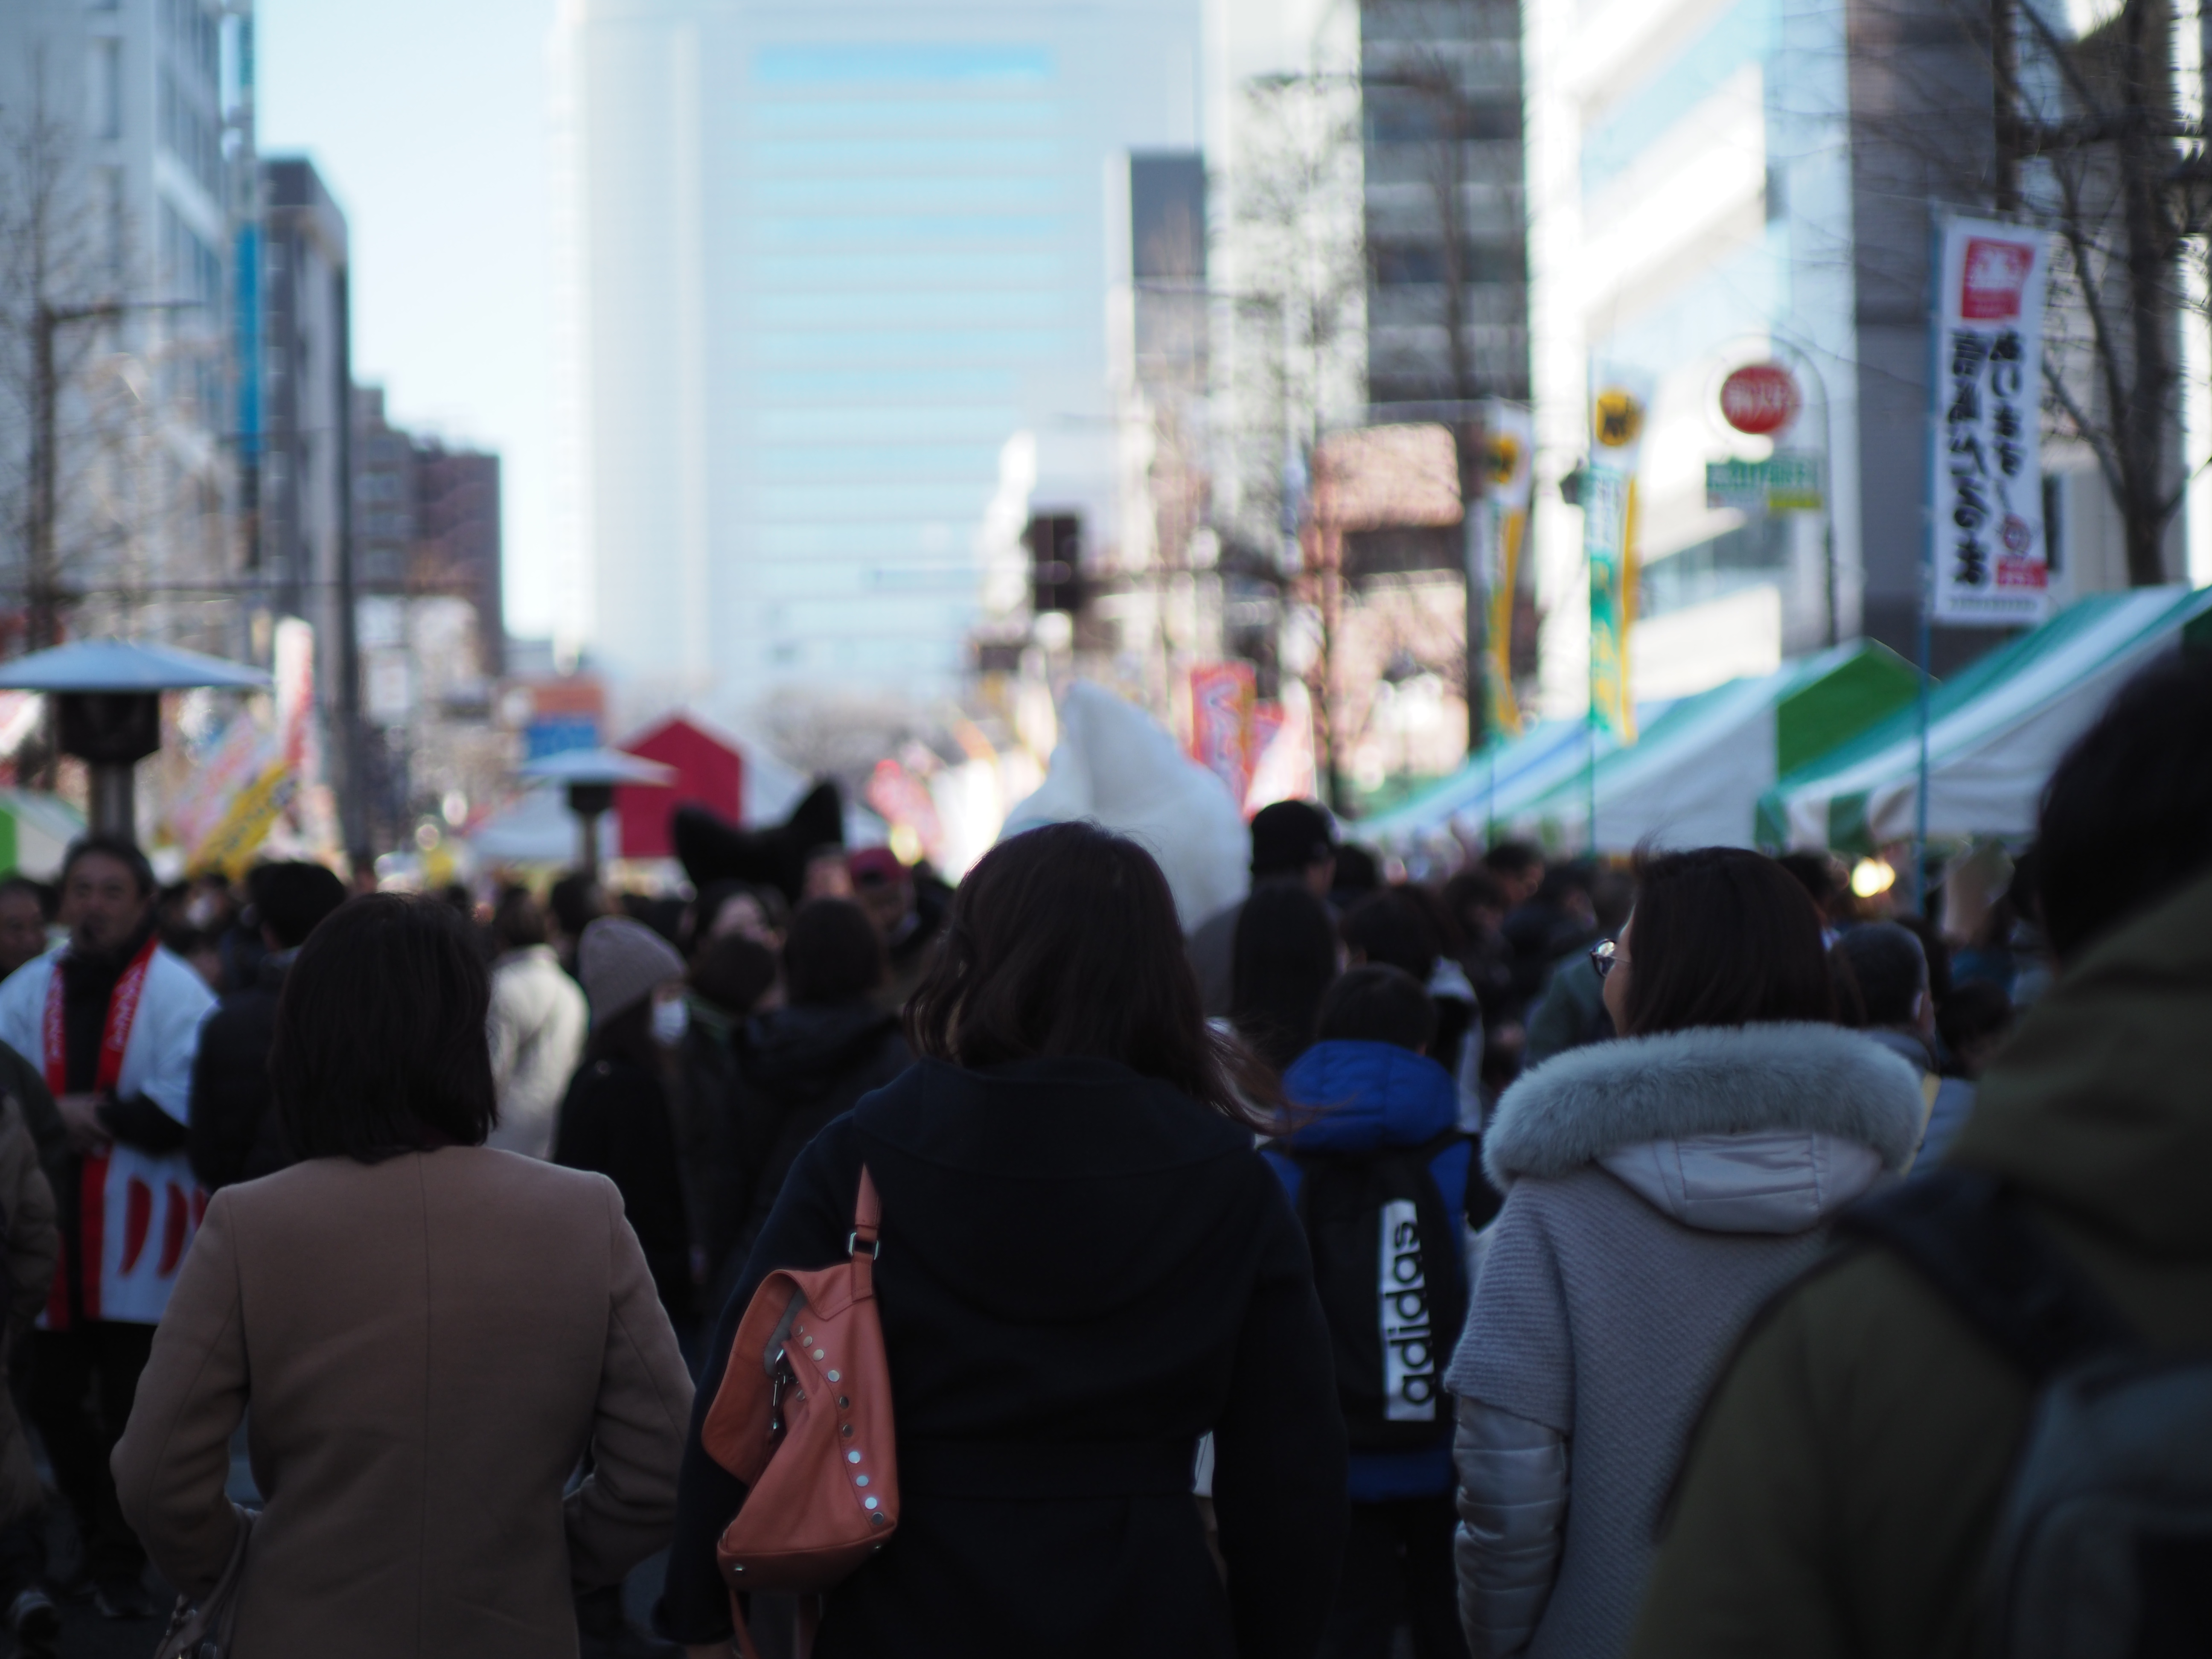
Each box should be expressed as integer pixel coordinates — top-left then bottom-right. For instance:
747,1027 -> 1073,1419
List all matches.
1630,868 -> 2212,1659
1265,1038 -> 1475,1503
189,951 -> 299,1190
656,1056 -> 1348,1659
706,999 -> 908,1302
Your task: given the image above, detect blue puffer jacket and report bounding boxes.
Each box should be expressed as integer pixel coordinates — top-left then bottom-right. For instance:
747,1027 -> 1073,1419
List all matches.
1264,1039 -> 1473,1501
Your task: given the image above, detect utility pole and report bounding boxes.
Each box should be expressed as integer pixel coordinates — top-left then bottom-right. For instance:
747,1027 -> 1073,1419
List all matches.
1992,0 -> 2020,212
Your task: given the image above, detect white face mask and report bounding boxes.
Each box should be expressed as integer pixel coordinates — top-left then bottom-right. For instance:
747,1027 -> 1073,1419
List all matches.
651,996 -> 690,1048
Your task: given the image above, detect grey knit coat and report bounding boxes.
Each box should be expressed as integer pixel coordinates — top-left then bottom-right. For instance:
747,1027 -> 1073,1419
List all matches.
1444,1022 -> 1925,1659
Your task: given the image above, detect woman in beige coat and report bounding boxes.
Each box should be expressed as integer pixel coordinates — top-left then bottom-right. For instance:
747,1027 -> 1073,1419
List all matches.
113,894 -> 694,1659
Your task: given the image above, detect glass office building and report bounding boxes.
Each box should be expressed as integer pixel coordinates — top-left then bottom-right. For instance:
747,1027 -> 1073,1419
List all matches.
552,0 -> 1202,718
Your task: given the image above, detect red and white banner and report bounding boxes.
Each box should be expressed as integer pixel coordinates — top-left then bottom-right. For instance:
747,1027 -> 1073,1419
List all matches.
1931,218 -> 2051,626
1187,663 -> 1256,808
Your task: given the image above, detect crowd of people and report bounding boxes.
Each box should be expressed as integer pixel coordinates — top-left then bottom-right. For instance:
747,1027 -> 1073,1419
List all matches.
0,650 -> 2198,1659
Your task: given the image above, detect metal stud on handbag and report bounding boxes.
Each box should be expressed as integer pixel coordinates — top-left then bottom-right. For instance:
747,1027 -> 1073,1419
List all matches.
702,1167 -> 898,1659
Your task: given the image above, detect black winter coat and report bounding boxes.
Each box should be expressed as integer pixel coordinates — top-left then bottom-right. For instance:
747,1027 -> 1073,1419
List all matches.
553,1054 -> 694,1322
705,1000 -> 908,1304
188,956 -> 295,1191
656,1055 -> 1348,1659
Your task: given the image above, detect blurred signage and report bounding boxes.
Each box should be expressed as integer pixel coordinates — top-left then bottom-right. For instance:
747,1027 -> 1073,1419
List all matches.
1704,454 -> 1825,512
1187,662 -> 1256,804
1931,218 -> 2051,626
166,716 -> 291,878
1719,364 -> 1801,436
1314,424 -> 1462,530
1475,403 -> 1534,739
504,672 -> 606,760
1586,369 -> 1650,745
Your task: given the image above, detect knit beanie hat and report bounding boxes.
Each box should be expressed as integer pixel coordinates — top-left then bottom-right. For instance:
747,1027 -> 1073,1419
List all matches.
579,916 -> 686,1029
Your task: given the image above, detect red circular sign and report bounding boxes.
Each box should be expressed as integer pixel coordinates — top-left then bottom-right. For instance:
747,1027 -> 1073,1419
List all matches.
1720,364 -> 1801,436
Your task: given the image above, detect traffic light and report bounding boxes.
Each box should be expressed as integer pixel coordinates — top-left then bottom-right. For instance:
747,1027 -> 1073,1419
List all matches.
1024,513 -> 1084,614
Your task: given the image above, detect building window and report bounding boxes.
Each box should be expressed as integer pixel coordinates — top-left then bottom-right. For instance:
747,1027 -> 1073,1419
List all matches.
91,39 -> 122,138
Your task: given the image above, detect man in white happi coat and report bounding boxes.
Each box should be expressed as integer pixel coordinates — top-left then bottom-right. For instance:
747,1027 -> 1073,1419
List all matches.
0,836 -> 212,1619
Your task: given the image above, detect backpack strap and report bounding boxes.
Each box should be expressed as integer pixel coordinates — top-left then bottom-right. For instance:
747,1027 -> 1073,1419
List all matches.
1837,1167 -> 2137,1383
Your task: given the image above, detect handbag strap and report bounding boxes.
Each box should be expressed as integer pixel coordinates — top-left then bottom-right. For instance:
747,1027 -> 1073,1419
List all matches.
849,1165 -> 880,1297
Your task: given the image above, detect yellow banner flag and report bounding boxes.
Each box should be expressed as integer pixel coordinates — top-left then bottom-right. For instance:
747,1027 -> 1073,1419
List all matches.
191,762 -> 296,882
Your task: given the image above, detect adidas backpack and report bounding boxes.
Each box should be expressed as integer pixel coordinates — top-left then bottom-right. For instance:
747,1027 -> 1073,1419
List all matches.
1289,1129 -> 1471,1452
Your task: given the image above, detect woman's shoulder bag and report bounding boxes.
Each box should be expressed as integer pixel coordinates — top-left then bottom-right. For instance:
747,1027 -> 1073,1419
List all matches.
701,1165 -> 898,1659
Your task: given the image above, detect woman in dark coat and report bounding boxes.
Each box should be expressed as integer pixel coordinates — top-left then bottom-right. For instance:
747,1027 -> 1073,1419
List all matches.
554,917 -> 695,1328
659,822 -> 1348,1659
705,899 -> 909,1306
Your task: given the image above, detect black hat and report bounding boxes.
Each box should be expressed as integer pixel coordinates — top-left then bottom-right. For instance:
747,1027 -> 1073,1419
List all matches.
1249,800 -> 1337,877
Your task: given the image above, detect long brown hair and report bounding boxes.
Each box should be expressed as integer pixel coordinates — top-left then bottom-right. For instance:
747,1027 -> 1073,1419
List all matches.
903,822 -> 1278,1127
1619,847 -> 1836,1036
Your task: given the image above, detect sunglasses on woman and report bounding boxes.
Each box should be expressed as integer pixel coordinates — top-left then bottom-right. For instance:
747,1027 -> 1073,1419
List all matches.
1589,939 -> 1618,980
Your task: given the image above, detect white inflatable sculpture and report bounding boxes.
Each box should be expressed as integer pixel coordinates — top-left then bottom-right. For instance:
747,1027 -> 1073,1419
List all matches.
998,680 -> 1249,931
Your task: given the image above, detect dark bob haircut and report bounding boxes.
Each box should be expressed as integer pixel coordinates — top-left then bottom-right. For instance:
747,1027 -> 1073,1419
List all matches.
1619,847 -> 1835,1036
784,897 -> 886,1006
270,894 -> 497,1160
904,821 -> 1275,1127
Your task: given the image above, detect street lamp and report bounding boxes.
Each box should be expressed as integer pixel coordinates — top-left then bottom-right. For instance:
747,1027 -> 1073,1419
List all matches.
0,640 -> 272,838
516,747 -> 675,873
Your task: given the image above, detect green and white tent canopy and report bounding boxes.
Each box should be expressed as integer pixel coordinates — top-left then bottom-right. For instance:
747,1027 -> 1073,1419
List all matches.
1504,641 -> 1921,853
0,789 -> 86,879
1758,586 -> 2212,853
1355,718 -> 1631,848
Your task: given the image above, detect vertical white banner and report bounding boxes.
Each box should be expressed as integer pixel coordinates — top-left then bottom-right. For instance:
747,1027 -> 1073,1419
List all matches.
1931,218 -> 2052,626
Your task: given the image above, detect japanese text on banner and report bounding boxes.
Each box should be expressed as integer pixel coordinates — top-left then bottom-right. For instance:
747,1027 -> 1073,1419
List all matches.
1930,218 -> 2051,626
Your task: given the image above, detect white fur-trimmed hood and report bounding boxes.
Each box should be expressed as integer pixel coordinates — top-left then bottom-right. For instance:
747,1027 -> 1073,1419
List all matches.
1485,1022 -> 1926,1191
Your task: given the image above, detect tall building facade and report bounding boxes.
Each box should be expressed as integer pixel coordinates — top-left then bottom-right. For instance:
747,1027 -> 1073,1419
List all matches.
551,0 -> 1204,724
352,384 -> 509,851
1521,0 -> 2186,715
0,0 -> 243,657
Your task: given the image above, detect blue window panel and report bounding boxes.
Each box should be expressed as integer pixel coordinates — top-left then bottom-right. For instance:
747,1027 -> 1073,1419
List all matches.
744,251 -> 1068,290
752,483 -> 994,520
743,137 -> 1065,174
748,442 -> 1006,479
1581,0 -> 1773,197
753,44 -> 1054,85
752,522 -> 981,558
745,368 -> 1018,400
748,562 -> 983,599
749,214 -> 1068,247
741,327 -> 1072,365
746,290 -> 1064,327
747,99 -> 1059,136
746,175 -> 1066,212
745,406 -> 1024,441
